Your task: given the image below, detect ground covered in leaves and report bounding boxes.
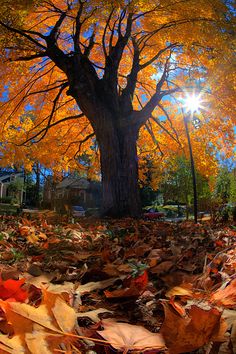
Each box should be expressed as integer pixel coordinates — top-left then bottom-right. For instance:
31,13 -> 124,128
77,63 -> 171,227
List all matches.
0,213 -> 235,353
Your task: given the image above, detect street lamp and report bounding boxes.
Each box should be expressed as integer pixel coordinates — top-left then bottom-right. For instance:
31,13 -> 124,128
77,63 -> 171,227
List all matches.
182,92 -> 202,223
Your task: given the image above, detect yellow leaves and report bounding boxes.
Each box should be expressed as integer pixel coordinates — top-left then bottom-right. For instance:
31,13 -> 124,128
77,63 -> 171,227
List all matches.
19,225 -> 47,244
0,334 -> 26,353
4,301 -> 59,332
165,285 -> 193,299
25,326 -> 53,354
52,297 -> 76,333
0,289 -> 78,354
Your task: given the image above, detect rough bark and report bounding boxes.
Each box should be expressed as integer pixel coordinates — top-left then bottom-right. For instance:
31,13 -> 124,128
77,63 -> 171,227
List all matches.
70,77 -> 142,218
94,111 -> 141,218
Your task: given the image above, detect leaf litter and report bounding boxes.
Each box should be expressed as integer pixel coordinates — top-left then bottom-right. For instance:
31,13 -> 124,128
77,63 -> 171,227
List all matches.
0,215 -> 235,353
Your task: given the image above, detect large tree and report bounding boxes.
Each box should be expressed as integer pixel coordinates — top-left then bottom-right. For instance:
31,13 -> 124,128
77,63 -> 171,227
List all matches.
0,0 -> 235,216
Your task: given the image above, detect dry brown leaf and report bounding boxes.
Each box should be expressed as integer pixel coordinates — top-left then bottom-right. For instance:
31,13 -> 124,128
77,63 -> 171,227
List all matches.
216,309 -> 236,353
160,271 -> 197,288
25,324 -> 56,354
23,274 -> 55,287
45,282 -> 74,295
0,300 -> 33,336
169,298 -> 186,317
25,333 -> 51,354
75,277 -> 123,295
8,302 -> 59,332
161,302 -> 224,353
166,286 -> 193,298
97,319 -> 166,352
0,334 -> 26,354
52,297 -> 77,333
210,279 -> 236,308
149,261 -> 174,274
77,308 -> 113,323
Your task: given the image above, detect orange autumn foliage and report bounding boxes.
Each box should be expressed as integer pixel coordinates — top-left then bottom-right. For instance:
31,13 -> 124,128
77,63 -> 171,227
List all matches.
0,0 -> 234,202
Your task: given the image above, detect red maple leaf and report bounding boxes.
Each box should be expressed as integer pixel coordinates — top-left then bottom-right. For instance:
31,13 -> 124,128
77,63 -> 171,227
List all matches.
0,278 -> 28,302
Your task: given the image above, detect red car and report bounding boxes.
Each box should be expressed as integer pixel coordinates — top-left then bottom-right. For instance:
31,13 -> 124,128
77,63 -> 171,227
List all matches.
143,209 -> 165,220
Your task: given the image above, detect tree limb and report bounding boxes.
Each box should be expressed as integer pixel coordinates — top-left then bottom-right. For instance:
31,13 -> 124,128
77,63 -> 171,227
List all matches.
74,132 -> 95,158
145,122 -> 164,156
0,21 -> 46,50
120,37 -> 140,112
19,112 -> 84,146
102,7 -> 115,58
140,43 -> 179,70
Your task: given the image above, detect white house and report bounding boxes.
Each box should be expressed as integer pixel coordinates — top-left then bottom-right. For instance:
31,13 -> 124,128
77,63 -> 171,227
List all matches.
0,171 -> 24,204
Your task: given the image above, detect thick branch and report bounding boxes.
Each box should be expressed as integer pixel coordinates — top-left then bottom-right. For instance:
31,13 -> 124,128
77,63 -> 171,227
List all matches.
104,12 -> 133,80
74,1 -> 84,54
134,56 -> 171,126
120,37 -> 140,112
84,27 -> 96,57
102,7 -> 115,58
45,13 -> 69,72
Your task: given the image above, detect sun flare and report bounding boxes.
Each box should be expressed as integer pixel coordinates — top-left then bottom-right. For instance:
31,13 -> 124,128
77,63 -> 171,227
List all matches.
183,93 -> 204,114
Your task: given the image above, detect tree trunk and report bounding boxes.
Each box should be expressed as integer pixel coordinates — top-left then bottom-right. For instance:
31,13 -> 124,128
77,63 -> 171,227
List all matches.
95,116 -> 141,218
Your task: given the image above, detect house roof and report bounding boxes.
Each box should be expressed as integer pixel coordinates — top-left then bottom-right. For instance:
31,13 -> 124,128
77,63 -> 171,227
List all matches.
0,171 -> 23,182
56,177 -> 90,190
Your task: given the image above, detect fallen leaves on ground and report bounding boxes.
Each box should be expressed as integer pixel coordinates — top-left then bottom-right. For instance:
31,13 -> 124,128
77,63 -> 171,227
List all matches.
0,215 -> 235,353
161,302 -> 225,353
210,279 -> 236,308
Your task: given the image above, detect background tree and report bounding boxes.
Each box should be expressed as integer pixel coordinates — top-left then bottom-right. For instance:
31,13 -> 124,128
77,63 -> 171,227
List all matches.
214,166 -> 236,204
0,0 -> 235,217
159,156 -> 212,216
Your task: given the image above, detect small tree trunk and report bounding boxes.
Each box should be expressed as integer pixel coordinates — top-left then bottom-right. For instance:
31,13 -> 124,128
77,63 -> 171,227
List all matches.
34,163 -> 41,208
96,120 -> 141,218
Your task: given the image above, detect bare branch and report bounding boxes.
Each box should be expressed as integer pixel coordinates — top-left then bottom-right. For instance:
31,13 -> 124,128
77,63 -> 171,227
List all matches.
84,27 -> 96,57
74,132 -> 95,158
133,6 -> 159,21
140,43 -> 179,70
120,37 -> 140,111
10,52 -> 47,62
134,56 -> 171,126
157,103 -> 181,145
19,112 -> 84,147
25,80 -> 68,98
118,7 -> 127,35
102,7 -> 115,58
73,0 -> 85,53
28,83 -> 68,143
0,21 -> 46,50
145,122 -> 164,156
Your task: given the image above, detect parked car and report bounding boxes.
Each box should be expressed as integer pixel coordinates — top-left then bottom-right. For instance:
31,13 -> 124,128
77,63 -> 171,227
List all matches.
71,206 -> 86,217
143,208 -> 165,220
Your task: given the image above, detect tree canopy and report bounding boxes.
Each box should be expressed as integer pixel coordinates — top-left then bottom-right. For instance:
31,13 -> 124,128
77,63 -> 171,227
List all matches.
0,0 -> 235,215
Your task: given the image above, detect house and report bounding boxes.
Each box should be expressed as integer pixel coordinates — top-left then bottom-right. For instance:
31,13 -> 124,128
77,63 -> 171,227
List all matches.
43,176 -> 101,212
0,171 -> 24,204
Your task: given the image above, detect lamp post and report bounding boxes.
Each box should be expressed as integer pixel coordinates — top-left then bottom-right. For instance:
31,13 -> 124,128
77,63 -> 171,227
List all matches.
182,93 -> 202,223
